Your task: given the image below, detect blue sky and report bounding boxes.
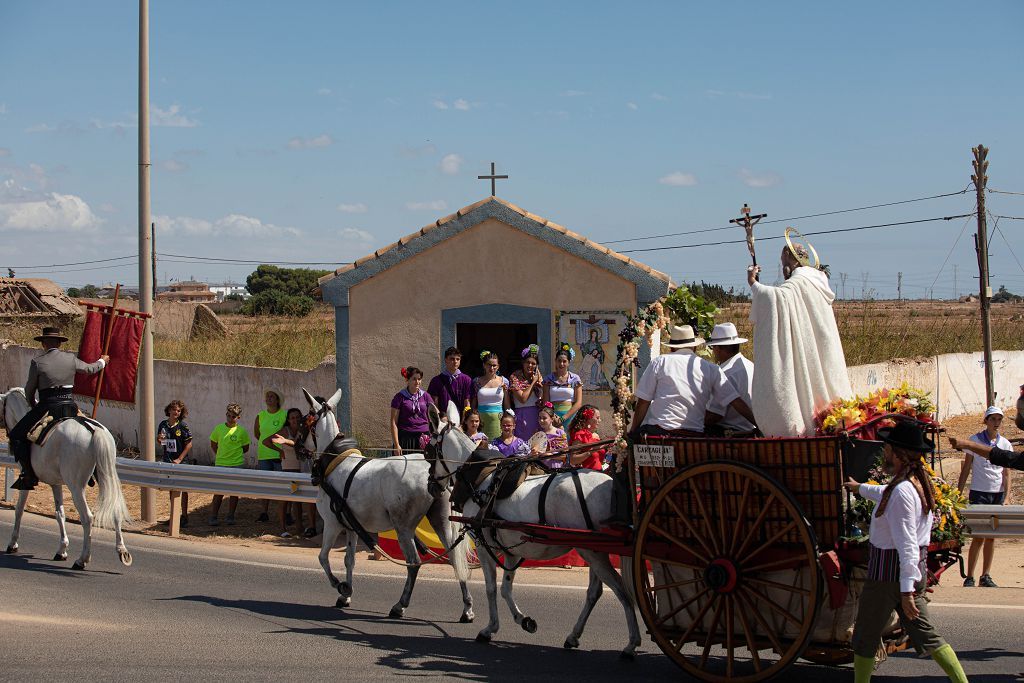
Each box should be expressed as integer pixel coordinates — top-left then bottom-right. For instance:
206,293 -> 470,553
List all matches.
1,2 -> 1022,298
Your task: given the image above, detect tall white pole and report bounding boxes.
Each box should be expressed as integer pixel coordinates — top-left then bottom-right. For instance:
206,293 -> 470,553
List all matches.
138,0 -> 156,522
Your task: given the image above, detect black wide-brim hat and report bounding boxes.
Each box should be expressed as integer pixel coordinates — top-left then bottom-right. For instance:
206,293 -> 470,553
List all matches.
877,419 -> 934,453
34,326 -> 68,343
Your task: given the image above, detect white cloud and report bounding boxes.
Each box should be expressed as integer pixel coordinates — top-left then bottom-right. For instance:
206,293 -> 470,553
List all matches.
651,92 -> 669,101
626,102 -> 639,110
561,90 -> 588,97
453,98 -> 471,111
0,104 -> 7,114
406,200 -> 448,211
287,134 -> 333,149
0,148 -> 9,157
439,153 -> 463,175
658,171 -> 697,187
26,123 -> 56,133
317,87 -> 332,96
151,104 -> 200,128
160,159 -> 188,172
0,192 -> 102,231
155,213 -> 300,237
739,167 -> 782,188
98,202 -> 118,213
434,98 -> 475,111
337,202 -> 368,213
339,227 -> 373,242
432,100 -> 449,110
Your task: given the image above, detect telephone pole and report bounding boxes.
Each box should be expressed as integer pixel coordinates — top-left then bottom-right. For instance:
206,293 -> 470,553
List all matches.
839,272 -> 848,300
972,144 -> 995,406
897,272 -> 902,302
138,0 -> 156,522
953,264 -> 958,300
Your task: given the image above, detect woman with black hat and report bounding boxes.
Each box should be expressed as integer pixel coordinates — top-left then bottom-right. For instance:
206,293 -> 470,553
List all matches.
844,420 -> 967,682
8,326 -> 108,490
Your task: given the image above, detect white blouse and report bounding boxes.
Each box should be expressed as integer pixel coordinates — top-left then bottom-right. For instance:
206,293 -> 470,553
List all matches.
860,481 -> 933,592
476,379 -> 508,408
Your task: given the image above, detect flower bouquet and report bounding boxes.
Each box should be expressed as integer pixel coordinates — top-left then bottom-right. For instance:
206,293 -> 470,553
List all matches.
816,382 -> 937,439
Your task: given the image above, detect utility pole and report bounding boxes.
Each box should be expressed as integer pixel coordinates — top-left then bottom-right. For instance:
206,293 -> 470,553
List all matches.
839,272 -> 848,300
972,145 -> 995,406
897,272 -> 902,302
953,264 -> 958,300
860,271 -> 870,300
138,0 -> 156,522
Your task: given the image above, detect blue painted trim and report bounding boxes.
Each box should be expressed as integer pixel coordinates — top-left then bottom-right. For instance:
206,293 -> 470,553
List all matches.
334,306 -> 352,433
441,303 -> 552,374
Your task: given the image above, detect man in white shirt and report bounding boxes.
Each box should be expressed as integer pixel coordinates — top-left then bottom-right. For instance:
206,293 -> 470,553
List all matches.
956,406 -> 1012,588
705,322 -> 757,436
629,325 -> 755,437
844,420 -> 967,683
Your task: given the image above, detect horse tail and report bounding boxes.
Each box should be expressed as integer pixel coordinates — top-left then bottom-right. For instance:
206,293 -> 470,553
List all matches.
93,429 -> 132,529
448,517 -> 471,582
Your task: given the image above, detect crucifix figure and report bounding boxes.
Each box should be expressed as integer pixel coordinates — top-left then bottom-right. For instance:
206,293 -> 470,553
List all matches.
478,162 -> 508,197
729,203 -> 767,277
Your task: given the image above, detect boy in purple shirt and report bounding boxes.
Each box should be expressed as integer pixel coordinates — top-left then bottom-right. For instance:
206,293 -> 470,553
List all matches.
427,346 -> 473,415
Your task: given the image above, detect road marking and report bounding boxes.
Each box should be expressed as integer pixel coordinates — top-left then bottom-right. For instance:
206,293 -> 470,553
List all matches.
930,602 -> 1024,611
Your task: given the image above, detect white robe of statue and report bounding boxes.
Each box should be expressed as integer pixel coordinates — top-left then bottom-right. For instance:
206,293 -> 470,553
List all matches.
749,266 -> 852,436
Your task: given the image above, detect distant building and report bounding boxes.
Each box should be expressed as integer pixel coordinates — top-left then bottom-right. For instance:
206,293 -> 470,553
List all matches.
208,283 -> 249,302
156,280 -> 217,303
0,277 -> 83,321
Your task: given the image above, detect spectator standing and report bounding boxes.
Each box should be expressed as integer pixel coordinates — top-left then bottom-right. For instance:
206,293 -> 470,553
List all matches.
543,344 -> 583,428
957,406 -> 1012,588
490,411 -> 530,457
427,346 -> 474,415
391,367 -> 434,455
472,351 -> 510,440
255,389 -> 287,523
209,403 -> 250,526
269,408 -> 318,538
510,344 -> 544,439
569,405 -> 606,470
158,399 -> 193,527
533,405 -> 568,469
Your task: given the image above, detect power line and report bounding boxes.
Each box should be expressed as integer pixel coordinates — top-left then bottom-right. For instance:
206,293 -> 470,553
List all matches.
156,252 -> 347,266
604,187 -> 971,245
5,254 -> 137,269
993,218 -> 1024,278
987,188 -> 1024,196
618,213 -> 975,254
990,214 -> 1024,220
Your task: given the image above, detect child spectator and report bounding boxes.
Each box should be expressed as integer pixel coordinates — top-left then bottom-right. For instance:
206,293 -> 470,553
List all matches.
209,403 -> 250,526
158,399 -> 193,527
489,410 -> 529,457
569,405 -> 606,470
265,407 -> 311,538
532,404 -> 568,469
427,346 -> 474,414
461,408 -> 489,448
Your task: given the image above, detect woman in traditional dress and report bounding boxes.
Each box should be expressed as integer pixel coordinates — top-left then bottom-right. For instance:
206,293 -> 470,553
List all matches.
390,366 -> 434,455
543,343 -> 583,427
509,344 -> 543,439
472,350 -> 510,440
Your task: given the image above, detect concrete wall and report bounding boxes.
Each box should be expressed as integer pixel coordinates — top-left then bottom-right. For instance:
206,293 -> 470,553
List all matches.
0,344 -> 335,465
347,218 -> 637,443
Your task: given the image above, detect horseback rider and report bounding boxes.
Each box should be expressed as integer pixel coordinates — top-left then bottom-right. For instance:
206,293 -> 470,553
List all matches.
8,326 -> 108,490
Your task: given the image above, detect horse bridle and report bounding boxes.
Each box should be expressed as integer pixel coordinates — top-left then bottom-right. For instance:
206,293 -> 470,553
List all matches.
424,420 -> 460,497
300,398 -> 346,458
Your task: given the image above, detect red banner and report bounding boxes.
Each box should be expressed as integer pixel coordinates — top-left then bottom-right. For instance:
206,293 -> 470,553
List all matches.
73,309 -> 146,403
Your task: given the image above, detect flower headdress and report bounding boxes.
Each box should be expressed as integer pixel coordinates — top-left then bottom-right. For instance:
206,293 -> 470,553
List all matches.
521,343 -> 540,359
556,342 -> 576,361
579,406 -> 597,423
504,408 -> 516,418
479,349 -> 492,362
400,367 -> 410,379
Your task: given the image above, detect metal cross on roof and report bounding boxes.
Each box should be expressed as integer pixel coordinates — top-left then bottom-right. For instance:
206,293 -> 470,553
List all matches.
477,162 -> 509,197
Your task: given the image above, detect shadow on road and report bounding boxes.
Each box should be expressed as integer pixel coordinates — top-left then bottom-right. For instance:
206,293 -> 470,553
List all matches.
164,594 -> 669,680
0,552 -> 123,577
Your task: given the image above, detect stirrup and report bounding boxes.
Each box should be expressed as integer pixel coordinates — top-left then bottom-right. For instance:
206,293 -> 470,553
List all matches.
11,474 -> 38,490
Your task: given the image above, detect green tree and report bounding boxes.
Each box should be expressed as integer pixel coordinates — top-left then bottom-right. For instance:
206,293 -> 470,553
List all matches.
245,265 -> 329,297
79,284 -> 99,298
992,285 -> 1022,303
66,287 -> 80,298
240,290 -> 315,317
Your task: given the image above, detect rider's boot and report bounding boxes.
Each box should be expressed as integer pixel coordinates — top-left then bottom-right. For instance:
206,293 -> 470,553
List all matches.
10,439 -> 38,490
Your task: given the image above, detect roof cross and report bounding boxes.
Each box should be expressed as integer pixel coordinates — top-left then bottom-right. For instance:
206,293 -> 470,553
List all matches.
477,162 -> 509,197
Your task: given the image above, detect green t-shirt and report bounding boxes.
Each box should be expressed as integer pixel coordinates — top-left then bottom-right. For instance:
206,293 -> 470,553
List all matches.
256,409 -> 287,461
211,423 -> 250,467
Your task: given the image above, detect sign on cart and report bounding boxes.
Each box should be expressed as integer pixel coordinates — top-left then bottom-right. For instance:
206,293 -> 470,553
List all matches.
634,444 -> 674,468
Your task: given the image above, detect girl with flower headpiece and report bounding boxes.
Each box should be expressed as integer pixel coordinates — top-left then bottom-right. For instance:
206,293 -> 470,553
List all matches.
390,366 -> 434,456
569,404 -> 606,471
509,343 -> 544,439
489,410 -> 530,458
472,350 -> 510,440
543,343 -> 583,427
532,404 -> 569,468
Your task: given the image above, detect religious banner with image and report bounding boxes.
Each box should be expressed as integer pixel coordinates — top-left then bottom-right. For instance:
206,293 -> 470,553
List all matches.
555,311 -> 628,392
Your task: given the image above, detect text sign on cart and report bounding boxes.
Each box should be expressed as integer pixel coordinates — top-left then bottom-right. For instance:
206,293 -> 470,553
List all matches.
634,444 -> 674,468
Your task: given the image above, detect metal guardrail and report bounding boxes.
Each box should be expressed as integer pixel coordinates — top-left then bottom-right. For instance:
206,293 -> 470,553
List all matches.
962,504 -> 1024,539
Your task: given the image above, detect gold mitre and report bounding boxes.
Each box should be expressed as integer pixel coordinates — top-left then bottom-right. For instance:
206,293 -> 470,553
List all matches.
784,227 -> 820,268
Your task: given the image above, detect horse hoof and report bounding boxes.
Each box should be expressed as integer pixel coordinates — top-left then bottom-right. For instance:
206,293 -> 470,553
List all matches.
53,552 -> 67,561
521,617 -> 538,634
475,633 -> 492,644
338,582 -> 352,598
459,613 -> 474,624
619,651 -> 636,661
118,550 -> 133,567
72,561 -> 86,571
335,596 -> 350,609
6,544 -> 18,554
564,637 -> 579,650
389,607 -> 405,619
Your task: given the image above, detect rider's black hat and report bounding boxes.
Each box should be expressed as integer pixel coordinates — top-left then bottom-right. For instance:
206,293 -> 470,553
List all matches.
34,326 -> 68,343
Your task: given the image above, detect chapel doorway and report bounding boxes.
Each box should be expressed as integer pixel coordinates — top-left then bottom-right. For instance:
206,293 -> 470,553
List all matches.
456,323 -> 537,379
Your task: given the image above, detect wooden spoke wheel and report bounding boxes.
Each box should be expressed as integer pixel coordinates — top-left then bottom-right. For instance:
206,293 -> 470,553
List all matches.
632,461 -> 822,683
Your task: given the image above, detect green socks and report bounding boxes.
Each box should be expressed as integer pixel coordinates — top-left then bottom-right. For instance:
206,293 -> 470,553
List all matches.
854,654 -> 875,683
932,644 -> 968,683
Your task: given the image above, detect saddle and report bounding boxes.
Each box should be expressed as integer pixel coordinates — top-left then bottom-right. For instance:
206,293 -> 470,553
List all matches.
27,413 -> 102,446
451,454 -> 546,512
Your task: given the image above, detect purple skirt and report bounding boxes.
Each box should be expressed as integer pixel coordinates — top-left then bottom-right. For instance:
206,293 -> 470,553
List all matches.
514,404 -> 540,440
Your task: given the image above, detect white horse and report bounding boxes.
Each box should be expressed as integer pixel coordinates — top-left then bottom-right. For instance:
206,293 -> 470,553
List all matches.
303,389 -> 474,622
427,405 -> 642,658
1,388 -> 132,569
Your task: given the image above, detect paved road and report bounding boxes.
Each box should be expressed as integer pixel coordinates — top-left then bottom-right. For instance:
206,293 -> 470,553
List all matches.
1,509 -> 1021,682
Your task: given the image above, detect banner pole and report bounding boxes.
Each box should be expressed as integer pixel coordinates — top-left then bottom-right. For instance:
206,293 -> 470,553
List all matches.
91,284 -> 120,418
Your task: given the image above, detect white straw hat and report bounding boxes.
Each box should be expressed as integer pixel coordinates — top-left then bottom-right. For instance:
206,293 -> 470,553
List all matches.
705,322 -> 749,346
664,324 -> 704,349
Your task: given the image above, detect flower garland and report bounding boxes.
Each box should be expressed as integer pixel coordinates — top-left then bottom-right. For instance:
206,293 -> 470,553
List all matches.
816,381 -> 937,438
610,301 -> 671,457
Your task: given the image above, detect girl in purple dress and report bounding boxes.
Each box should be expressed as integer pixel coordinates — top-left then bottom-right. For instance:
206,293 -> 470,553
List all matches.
461,409 -> 489,448
490,411 -> 529,458
509,344 -> 543,439
532,404 -> 569,469
390,366 -> 434,455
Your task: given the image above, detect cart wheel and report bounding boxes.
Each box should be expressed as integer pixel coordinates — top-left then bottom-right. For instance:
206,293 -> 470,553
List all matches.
632,461 -> 822,683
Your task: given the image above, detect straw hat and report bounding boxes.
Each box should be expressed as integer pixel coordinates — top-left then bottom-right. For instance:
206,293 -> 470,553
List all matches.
705,322 -> 748,347
664,324 -> 704,349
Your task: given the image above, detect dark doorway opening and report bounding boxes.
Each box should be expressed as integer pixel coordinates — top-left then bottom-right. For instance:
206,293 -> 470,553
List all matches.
456,323 -> 537,379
